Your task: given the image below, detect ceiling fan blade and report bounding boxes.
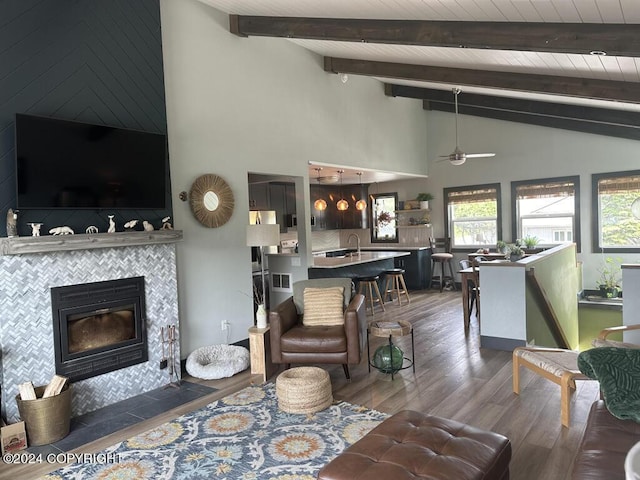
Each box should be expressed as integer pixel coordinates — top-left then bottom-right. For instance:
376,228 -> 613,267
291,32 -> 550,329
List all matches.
465,153 -> 496,159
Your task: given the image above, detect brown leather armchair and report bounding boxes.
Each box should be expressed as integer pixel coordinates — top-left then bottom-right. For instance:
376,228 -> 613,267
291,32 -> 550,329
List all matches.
269,278 -> 366,380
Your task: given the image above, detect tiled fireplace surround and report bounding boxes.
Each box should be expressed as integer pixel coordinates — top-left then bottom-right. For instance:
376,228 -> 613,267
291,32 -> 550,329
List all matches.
0,233 -> 181,422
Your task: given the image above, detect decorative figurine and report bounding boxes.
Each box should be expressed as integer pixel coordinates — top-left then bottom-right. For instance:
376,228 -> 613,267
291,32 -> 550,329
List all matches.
124,219 -> 139,229
161,216 -> 173,230
85,225 -> 99,234
28,223 -> 42,236
49,226 -> 74,235
107,215 -> 116,233
142,220 -> 154,231
6,208 -> 18,237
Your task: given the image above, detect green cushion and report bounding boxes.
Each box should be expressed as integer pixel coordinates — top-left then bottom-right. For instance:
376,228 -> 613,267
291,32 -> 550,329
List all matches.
578,347 -> 640,423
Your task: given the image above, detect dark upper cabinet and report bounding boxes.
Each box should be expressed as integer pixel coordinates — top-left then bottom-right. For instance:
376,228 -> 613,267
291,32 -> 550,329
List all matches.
310,183 -> 368,230
249,183 -> 269,211
268,182 -> 296,233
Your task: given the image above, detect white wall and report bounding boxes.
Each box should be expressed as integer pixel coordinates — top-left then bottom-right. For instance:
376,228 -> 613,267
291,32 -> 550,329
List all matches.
159,0 -> 429,356
423,110 -> 640,287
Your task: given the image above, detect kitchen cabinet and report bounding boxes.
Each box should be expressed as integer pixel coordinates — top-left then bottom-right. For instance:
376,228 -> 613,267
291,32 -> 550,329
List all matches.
394,249 -> 432,290
269,183 -> 287,233
310,184 -> 368,230
251,182 -> 297,233
249,184 -> 269,211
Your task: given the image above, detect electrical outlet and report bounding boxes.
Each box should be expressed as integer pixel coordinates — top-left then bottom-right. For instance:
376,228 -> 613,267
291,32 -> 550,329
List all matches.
221,320 -> 229,331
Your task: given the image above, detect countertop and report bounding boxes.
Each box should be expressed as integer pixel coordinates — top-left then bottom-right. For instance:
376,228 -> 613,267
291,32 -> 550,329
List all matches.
312,246 -> 430,255
311,250 -> 410,269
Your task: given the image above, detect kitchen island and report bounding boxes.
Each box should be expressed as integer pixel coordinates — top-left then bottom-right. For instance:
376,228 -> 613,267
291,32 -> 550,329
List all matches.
309,251 -> 410,281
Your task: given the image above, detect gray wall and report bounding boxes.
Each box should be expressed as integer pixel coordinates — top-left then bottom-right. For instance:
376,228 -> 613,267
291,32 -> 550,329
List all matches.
0,0 -> 171,235
160,0 -> 429,356
422,110 -> 640,287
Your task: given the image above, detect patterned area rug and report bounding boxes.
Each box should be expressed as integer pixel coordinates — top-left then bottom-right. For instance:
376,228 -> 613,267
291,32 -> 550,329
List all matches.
40,383 -> 388,480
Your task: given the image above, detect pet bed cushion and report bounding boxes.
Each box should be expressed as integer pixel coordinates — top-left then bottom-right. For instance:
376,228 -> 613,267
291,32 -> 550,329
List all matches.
186,344 -> 250,380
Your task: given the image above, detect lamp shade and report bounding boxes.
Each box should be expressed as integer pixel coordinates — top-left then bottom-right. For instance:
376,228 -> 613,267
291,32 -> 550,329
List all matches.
246,224 -> 280,247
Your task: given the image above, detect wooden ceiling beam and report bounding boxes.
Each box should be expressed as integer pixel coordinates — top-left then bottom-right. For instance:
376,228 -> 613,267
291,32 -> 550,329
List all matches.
384,84 -> 640,141
325,57 -> 640,104
385,85 -> 640,126
229,15 -> 640,57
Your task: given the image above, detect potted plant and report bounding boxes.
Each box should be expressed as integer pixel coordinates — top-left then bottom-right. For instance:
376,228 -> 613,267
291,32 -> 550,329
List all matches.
506,243 -> 524,262
522,235 -> 540,251
597,257 -> 622,298
377,211 -> 394,226
496,240 -> 507,254
416,193 -> 434,210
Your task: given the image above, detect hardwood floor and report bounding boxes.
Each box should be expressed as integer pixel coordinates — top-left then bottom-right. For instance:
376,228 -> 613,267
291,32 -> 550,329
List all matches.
1,289 -> 599,480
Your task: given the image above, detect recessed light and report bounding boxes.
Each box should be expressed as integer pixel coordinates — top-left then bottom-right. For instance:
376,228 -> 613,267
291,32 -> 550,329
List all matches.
590,50 -> 607,56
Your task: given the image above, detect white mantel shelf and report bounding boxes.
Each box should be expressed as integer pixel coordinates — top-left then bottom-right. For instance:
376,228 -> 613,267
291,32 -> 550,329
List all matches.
0,230 -> 183,255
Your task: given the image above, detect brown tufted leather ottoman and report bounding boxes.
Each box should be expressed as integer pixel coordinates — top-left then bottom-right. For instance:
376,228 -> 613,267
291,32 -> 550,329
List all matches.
317,410 -> 511,480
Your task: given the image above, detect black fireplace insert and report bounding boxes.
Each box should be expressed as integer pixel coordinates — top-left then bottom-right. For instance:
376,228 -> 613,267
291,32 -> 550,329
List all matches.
51,277 -> 148,382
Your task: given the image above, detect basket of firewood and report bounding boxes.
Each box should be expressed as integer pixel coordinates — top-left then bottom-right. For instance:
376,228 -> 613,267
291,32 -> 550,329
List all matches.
15,375 -> 71,446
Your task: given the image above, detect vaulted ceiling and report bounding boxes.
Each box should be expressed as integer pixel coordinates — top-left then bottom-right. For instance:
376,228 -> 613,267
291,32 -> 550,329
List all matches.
198,0 -> 640,181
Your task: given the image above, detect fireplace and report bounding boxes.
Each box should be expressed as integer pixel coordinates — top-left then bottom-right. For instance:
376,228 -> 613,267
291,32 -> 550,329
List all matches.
51,277 -> 148,382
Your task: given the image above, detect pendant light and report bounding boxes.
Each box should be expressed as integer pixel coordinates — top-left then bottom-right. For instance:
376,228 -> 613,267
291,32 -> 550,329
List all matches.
313,167 -> 327,211
336,170 -> 349,211
355,172 -> 367,211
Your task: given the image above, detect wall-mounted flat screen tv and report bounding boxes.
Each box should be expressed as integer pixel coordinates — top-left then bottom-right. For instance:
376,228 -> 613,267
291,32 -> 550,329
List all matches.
15,114 -> 167,209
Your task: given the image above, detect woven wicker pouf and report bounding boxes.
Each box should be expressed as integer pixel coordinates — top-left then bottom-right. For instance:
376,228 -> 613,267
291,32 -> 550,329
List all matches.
276,367 -> 333,414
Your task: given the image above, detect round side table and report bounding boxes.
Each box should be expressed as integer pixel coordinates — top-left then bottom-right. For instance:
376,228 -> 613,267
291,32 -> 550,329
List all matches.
367,320 -> 415,380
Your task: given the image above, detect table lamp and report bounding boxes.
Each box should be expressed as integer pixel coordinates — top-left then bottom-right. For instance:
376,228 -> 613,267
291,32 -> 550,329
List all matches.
246,223 -> 280,327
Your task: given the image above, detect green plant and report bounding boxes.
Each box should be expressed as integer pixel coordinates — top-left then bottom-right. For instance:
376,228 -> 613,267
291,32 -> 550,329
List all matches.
507,243 -> 524,258
597,257 -> 622,289
522,235 -> 540,249
496,240 -> 507,253
416,193 -> 434,202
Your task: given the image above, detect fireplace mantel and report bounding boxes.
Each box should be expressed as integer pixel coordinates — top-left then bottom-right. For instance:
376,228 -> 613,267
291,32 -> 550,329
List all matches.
0,230 -> 183,255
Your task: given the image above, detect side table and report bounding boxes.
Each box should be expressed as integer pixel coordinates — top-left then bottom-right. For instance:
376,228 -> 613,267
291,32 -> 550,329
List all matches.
248,326 -> 278,384
367,320 -> 415,380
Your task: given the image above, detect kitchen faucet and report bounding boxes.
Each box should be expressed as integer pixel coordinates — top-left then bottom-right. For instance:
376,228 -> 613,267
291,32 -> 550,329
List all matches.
347,233 -> 361,256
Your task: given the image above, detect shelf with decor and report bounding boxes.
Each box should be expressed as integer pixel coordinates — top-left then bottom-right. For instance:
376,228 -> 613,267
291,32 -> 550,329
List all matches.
394,208 -> 431,228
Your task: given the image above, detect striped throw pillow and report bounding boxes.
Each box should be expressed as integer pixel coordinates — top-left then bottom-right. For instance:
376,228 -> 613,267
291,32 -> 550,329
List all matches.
302,287 -> 345,326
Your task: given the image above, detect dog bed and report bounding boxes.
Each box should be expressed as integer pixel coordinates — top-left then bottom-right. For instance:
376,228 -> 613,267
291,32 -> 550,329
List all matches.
186,344 -> 250,380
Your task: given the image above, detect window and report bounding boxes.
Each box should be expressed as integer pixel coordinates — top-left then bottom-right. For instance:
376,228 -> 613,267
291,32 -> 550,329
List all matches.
592,170 -> 640,253
444,184 -> 501,250
511,176 -> 580,251
371,192 -> 398,243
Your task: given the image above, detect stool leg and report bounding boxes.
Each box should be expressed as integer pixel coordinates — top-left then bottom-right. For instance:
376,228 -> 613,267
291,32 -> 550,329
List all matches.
399,274 -> 410,304
372,281 -> 385,312
383,276 -> 393,303
561,371 -> 575,427
512,351 -> 521,394
393,275 -> 401,305
366,281 -> 375,315
447,260 -> 458,291
439,262 -> 445,292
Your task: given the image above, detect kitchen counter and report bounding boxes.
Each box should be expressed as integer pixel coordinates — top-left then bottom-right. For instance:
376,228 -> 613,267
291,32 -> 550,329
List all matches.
312,246 -> 429,255
311,251 -> 410,269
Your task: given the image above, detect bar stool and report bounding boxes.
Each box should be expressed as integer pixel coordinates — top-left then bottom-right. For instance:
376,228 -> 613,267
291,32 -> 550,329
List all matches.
356,275 -> 385,315
382,269 -> 410,305
429,237 -> 457,292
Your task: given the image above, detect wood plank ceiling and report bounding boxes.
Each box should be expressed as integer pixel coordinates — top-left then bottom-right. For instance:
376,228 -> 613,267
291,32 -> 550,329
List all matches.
197,0 -> 640,159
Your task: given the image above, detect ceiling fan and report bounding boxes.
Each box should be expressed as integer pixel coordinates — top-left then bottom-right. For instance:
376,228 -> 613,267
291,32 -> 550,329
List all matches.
439,87 -> 495,166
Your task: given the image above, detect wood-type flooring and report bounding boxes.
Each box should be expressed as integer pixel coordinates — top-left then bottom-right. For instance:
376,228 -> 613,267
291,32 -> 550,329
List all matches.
1,289 -> 600,480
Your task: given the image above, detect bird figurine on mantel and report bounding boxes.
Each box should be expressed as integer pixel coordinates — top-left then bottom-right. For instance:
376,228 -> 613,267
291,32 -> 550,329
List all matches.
124,219 -> 139,230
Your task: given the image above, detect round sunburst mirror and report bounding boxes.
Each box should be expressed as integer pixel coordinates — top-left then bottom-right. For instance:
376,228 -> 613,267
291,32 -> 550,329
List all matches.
189,174 -> 235,228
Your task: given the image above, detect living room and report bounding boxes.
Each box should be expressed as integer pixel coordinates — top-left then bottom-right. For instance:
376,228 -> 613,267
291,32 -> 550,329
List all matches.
1,0 -> 640,478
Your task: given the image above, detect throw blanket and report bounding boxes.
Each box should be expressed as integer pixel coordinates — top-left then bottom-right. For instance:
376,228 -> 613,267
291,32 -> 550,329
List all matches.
578,347 -> 640,422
